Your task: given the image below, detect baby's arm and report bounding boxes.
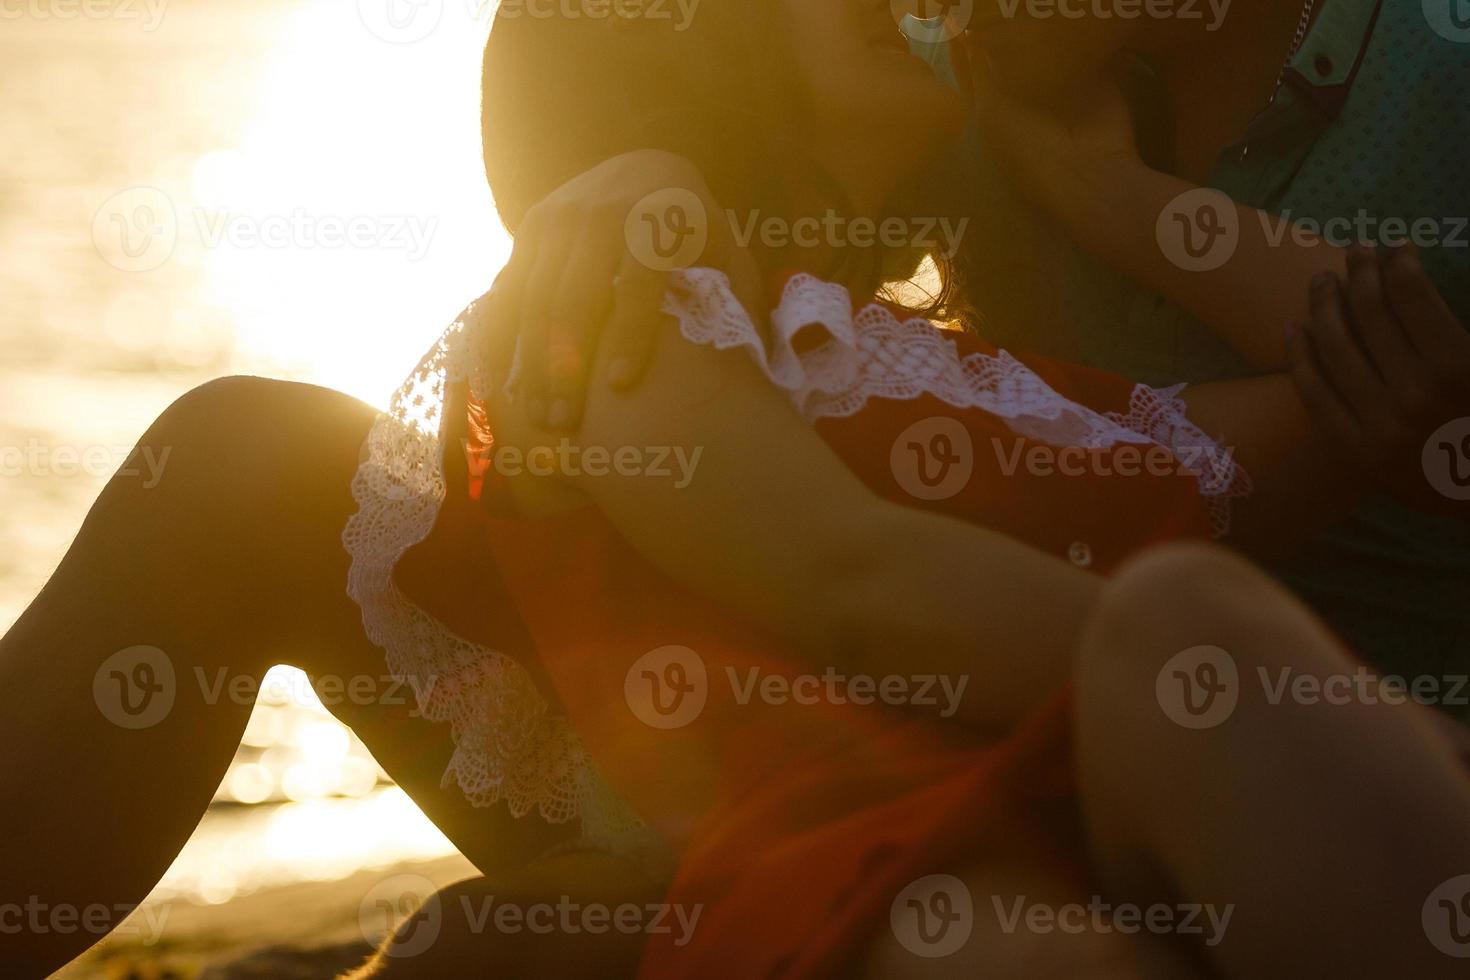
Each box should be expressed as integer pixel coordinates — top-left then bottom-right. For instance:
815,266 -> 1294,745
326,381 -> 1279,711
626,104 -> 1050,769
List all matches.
1033,154 -> 1346,371
970,70 -> 1346,371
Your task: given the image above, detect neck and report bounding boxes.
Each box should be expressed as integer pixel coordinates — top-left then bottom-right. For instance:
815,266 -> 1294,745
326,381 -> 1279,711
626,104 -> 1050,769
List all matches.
1137,0 -> 1323,181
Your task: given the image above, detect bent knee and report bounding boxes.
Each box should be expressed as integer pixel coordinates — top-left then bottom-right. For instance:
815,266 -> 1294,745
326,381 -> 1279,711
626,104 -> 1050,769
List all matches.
1078,543 -> 1349,704
109,375 -> 378,603
1101,544 -> 1274,625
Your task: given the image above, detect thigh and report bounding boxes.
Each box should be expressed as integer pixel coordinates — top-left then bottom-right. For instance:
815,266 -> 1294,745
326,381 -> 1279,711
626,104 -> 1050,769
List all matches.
1075,543 -> 1470,979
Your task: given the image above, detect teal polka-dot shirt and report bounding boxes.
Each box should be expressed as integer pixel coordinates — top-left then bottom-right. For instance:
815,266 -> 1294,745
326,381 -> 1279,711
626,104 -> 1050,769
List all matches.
916,0 -> 1470,718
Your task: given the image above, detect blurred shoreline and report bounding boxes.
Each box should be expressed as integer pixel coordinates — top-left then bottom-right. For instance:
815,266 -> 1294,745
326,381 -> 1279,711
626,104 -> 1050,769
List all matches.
4,1 -> 510,974
55,851 -> 478,980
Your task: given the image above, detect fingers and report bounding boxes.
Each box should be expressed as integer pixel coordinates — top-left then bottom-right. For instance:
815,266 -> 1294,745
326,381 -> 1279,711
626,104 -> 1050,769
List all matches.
543,225 -> 622,427
1287,321 -> 1363,463
1341,244 -> 1419,389
484,221 -> 541,394
1383,242 -> 1467,363
1307,265 -> 1382,419
603,255 -> 672,390
517,229 -> 578,426
474,280 -> 513,394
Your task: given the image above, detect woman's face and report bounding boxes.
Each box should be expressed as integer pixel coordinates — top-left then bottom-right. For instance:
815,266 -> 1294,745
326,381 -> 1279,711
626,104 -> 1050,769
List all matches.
784,0 -> 967,167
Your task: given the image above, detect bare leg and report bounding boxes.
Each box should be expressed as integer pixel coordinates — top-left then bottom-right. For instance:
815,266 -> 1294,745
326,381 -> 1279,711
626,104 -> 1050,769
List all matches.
1075,543 -> 1470,979
0,377 -> 568,974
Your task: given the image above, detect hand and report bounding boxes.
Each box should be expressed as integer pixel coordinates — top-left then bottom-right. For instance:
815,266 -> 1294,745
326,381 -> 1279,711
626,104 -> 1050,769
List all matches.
483,149 -> 760,430
1287,243 -> 1470,516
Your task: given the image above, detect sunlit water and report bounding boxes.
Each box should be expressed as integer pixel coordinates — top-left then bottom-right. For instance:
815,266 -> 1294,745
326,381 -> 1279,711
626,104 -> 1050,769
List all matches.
1,0 -> 511,920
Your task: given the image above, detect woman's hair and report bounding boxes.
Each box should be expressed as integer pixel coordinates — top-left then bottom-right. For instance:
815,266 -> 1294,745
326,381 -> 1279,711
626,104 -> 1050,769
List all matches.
484,3 -> 805,238
481,1 -> 963,313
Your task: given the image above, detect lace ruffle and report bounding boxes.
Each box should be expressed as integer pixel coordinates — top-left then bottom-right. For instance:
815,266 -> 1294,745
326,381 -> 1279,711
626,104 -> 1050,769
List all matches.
343,268 -> 1252,848
341,302 -> 648,850
666,269 -> 1252,533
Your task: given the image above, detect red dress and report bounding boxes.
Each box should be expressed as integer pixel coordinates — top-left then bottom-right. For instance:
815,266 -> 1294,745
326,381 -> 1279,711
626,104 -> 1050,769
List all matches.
344,269 -> 1252,976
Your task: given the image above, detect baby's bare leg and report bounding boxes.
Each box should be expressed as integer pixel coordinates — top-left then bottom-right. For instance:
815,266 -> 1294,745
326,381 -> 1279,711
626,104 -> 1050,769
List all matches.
1075,543 -> 1470,979
0,378 -> 393,974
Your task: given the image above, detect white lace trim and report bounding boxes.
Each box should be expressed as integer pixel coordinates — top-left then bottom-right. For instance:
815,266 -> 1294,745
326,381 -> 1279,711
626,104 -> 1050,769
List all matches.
665,269 -> 1252,535
341,303 -> 649,849
343,268 -> 1251,846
